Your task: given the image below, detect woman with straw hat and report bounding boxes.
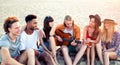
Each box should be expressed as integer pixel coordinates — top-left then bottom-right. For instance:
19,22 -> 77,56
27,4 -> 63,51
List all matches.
101,19 -> 120,65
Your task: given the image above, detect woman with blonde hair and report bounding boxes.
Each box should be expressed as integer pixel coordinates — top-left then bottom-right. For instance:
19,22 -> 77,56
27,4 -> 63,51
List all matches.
101,19 -> 120,65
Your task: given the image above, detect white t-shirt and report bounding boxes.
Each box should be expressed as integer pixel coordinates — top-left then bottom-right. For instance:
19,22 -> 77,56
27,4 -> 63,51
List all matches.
64,28 -> 73,36
20,30 -> 39,50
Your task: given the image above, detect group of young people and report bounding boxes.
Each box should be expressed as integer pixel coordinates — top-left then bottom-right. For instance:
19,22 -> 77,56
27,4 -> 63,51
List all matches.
0,14 -> 120,65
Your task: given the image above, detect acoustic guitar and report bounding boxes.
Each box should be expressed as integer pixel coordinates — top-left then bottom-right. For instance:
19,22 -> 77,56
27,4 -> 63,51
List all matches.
55,29 -> 81,46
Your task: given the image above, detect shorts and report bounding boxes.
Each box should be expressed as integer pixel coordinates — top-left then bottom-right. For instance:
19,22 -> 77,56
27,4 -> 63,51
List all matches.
68,45 -> 77,53
44,41 -> 50,50
38,45 -> 44,54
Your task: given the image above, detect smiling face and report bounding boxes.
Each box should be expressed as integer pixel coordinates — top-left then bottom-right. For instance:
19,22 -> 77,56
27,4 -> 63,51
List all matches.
49,21 -> 54,27
28,19 -> 38,30
8,22 -> 21,36
104,22 -> 110,30
89,18 -> 96,27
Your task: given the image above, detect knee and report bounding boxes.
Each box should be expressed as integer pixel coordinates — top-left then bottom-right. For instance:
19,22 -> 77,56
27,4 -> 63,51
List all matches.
61,46 -> 68,52
26,48 -> 34,54
104,51 -> 109,57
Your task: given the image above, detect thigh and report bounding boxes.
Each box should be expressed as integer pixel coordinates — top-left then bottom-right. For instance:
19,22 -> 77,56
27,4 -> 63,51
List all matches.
61,45 -> 68,52
108,52 -> 117,60
109,52 -> 117,59
17,51 -> 27,63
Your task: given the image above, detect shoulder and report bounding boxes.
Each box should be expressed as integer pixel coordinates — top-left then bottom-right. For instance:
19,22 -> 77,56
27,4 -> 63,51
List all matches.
0,34 -> 8,41
83,25 -> 89,31
74,24 -> 80,29
56,24 -> 64,29
20,31 -> 27,38
0,34 -> 10,47
114,31 -> 120,37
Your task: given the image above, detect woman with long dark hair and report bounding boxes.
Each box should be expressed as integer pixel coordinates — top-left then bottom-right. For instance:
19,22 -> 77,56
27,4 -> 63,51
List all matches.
40,16 -> 59,65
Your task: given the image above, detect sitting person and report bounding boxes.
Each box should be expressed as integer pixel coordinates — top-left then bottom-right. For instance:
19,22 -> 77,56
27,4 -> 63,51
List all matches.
0,16 -> 35,65
40,16 -> 59,65
101,19 -> 120,65
20,14 -> 56,65
55,15 -> 81,65
73,14 -> 103,65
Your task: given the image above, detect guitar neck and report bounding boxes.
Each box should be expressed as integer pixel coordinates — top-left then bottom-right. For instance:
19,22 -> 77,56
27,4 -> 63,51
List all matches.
62,38 -> 81,44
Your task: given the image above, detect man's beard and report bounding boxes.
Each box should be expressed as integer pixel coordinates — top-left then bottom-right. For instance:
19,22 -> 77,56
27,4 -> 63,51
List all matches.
30,27 -> 38,30
30,27 -> 35,30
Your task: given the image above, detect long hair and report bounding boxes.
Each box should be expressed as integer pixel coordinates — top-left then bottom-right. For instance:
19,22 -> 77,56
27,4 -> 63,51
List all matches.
101,19 -> 117,43
90,17 -> 100,39
64,15 -> 74,27
43,16 -> 54,40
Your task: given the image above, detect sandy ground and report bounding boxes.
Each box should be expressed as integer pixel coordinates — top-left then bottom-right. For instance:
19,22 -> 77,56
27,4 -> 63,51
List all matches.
0,0 -> 120,36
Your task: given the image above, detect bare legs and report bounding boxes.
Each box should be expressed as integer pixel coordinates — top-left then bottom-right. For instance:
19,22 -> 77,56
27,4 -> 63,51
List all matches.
87,47 -> 90,65
49,36 -> 59,65
1,47 -> 23,65
104,51 -> 117,65
39,51 -> 56,65
18,48 -> 35,65
73,44 -> 87,65
91,44 -> 95,65
96,43 -> 103,65
62,45 -> 72,65
86,44 -> 95,65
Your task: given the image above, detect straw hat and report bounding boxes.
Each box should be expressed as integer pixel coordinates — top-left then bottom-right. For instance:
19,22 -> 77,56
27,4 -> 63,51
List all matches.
102,19 -> 117,25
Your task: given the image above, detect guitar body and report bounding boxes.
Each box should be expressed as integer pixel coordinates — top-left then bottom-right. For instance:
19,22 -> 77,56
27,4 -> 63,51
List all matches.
55,29 -> 81,46
55,29 -> 72,46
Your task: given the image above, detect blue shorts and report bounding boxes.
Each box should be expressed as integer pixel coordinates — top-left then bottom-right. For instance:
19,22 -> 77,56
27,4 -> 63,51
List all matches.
38,45 -> 44,54
44,41 -> 50,50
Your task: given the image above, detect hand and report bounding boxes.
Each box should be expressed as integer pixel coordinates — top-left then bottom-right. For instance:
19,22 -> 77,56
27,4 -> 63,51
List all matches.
49,52 -> 55,58
86,38 -> 91,42
102,45 -> 107,52
71,40 -> 77,46
56,35 -> 63,42
34,50 -> 40,56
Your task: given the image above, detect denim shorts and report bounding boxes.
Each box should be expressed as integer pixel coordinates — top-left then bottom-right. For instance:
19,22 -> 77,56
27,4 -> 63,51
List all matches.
38,45 -> 44,54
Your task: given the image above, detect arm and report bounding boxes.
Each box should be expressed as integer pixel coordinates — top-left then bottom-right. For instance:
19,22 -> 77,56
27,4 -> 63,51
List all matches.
74,25 -> 81,40
89,29 -> 101,43
82,26 -> 88,44
114,32 -> 120,52
39,29 -> 46,38
50,25 -> 56,36
39,31 -> 52,55
70,25 -> 81,46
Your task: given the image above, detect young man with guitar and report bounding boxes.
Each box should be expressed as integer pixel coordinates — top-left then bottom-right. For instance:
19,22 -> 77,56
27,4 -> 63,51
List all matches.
55,15 -> 81,65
